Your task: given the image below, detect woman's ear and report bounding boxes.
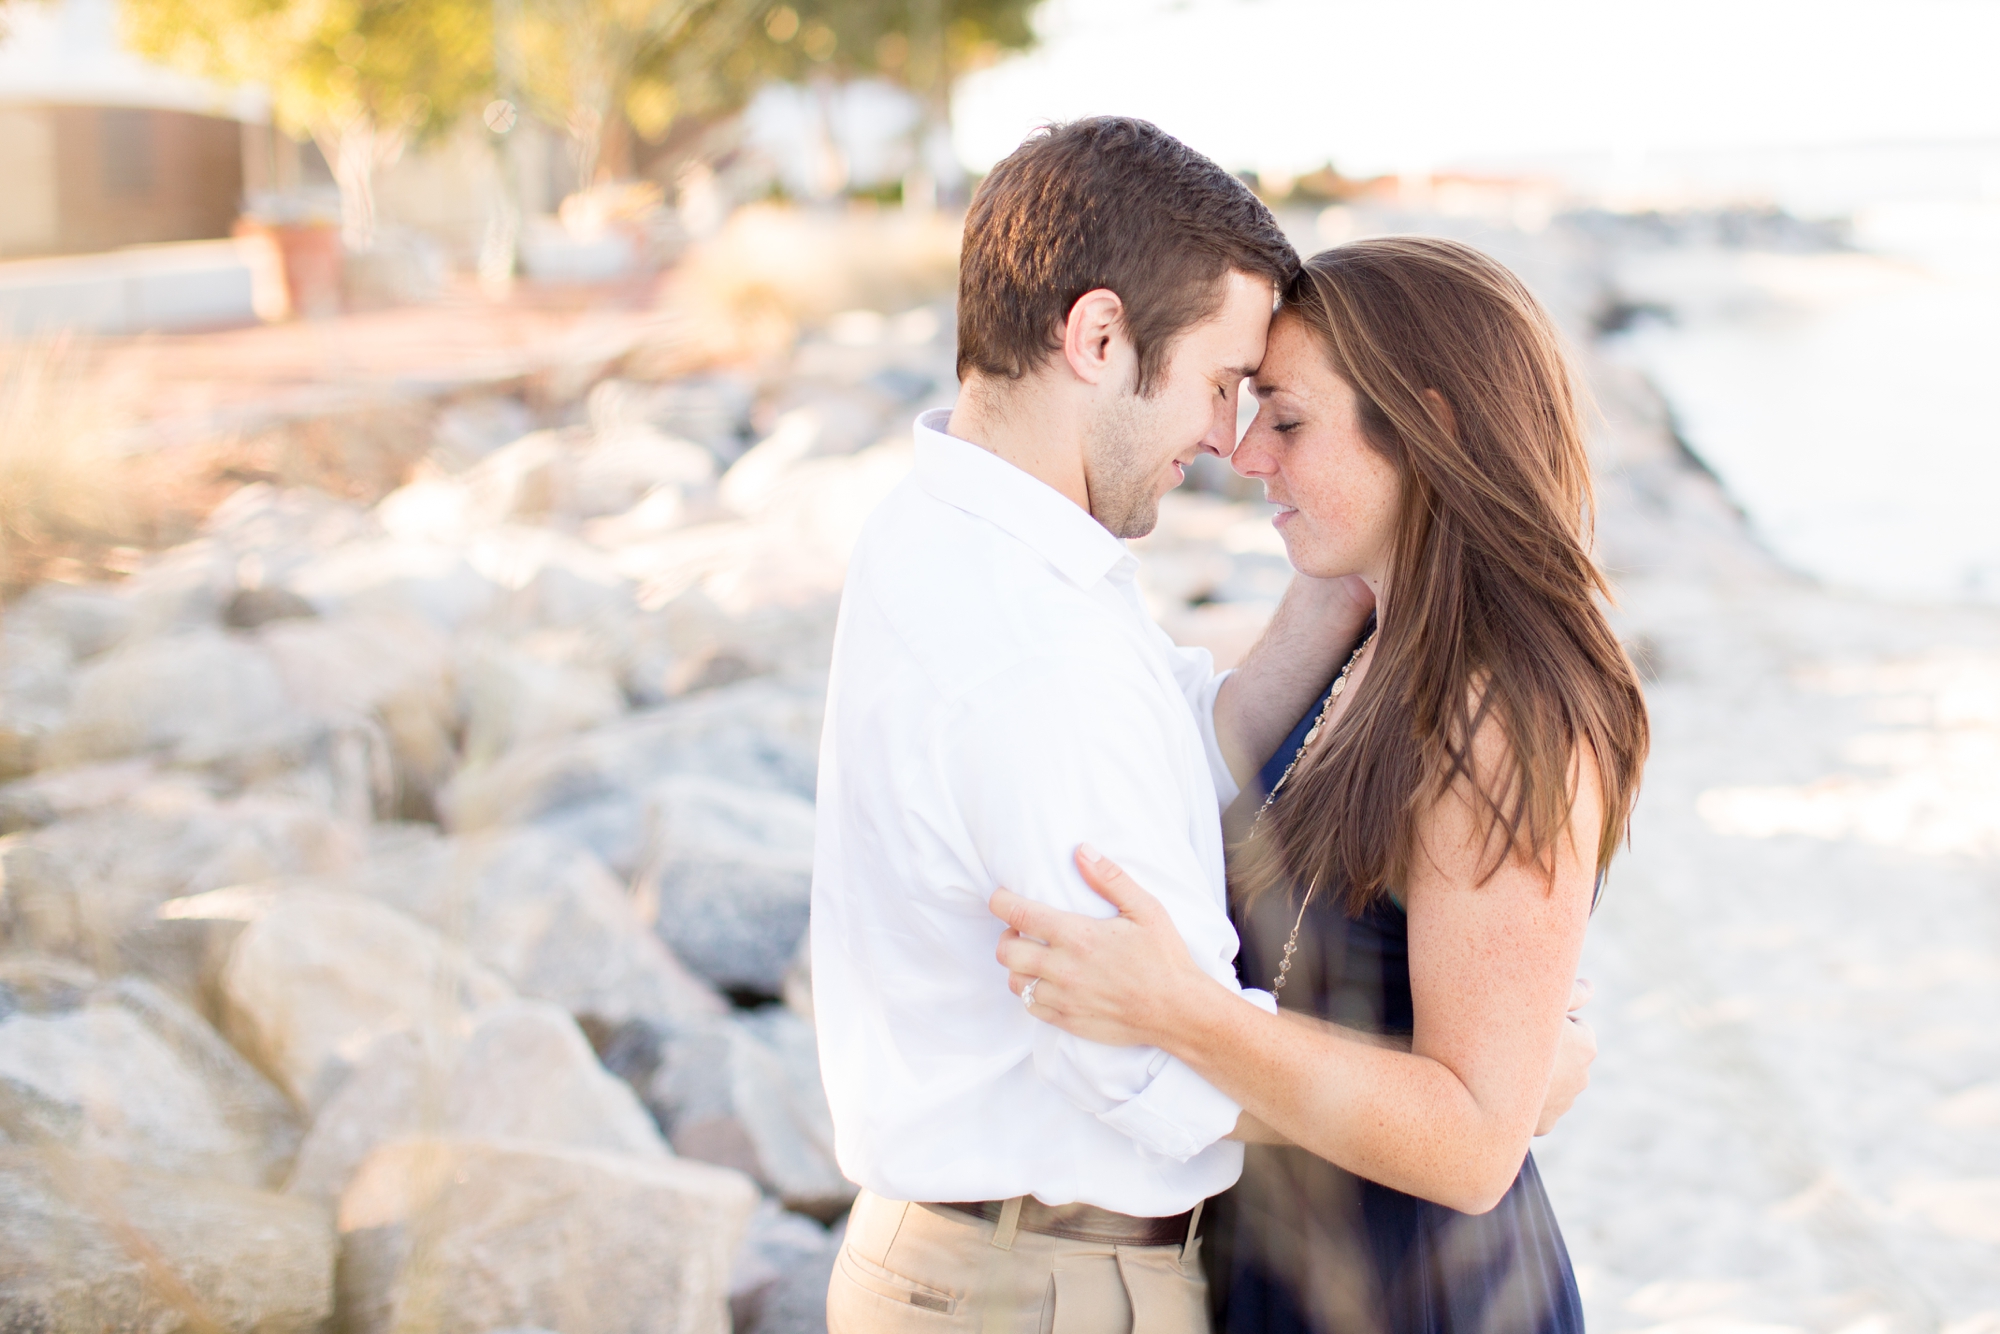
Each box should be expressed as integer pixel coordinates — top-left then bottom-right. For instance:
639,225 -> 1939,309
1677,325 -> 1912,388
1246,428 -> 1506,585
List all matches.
1421,388 -> 1459,441
1421,387 -> 1458,441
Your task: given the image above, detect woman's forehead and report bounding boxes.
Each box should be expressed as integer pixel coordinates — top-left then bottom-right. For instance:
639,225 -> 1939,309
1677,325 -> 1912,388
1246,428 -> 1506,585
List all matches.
1254,319 -> 1327,390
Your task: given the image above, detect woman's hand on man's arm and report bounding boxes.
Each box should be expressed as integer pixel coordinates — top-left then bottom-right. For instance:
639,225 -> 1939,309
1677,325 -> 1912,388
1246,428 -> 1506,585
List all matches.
990,844 -> 1219,1051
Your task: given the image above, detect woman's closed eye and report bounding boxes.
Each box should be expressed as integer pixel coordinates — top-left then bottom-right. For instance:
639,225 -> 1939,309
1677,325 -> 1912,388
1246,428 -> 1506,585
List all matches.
1274,419 -> 1305,434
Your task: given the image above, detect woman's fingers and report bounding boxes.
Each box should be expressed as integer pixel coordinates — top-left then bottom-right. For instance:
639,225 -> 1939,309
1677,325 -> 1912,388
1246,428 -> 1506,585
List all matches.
995,927 -> 1054,979
1008,971 -> 1062,1012
1567,976 -> 1595,1012
1073,844 -> 1164,921
989,887 -> 1068,942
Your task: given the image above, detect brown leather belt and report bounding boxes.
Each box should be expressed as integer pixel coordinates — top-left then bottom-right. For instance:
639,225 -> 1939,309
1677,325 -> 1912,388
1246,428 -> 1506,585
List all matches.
931,1197 -> 1201,1247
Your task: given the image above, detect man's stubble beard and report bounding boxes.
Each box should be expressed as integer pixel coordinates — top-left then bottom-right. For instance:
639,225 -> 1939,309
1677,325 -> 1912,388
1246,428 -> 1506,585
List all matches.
1083,392 -> 1169,540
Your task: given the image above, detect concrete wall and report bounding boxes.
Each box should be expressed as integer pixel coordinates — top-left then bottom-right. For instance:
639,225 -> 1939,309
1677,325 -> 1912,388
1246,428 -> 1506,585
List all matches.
0,238 -> 259,334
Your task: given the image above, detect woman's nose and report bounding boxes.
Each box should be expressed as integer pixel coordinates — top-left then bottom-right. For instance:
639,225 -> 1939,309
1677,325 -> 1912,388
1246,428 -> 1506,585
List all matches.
1233,425 -> 1276,478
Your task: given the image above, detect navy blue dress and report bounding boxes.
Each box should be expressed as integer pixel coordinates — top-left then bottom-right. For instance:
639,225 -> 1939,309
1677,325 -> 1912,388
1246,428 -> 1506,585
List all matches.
1206,680 -> 1586,1334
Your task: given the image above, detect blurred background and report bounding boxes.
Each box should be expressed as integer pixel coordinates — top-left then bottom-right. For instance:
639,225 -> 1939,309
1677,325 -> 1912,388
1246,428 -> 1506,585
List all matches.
0,2 -> 1995,1333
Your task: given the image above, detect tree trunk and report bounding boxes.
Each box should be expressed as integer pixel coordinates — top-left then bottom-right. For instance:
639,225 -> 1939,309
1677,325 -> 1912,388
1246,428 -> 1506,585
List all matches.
567,103 -> 606,195
313,117 -> 406,252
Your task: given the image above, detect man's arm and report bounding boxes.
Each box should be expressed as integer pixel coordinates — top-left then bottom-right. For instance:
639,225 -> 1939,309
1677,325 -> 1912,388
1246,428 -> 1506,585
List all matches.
1211,574 -> 1374,789
946,655 -> 1268,1163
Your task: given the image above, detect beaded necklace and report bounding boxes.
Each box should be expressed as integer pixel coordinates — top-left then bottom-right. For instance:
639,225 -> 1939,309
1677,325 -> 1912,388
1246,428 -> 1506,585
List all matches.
1249,628 -> 1376,997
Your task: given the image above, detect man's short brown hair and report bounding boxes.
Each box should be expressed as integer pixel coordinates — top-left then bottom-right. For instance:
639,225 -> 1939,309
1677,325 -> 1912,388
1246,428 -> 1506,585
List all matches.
956,117 -> 1299,396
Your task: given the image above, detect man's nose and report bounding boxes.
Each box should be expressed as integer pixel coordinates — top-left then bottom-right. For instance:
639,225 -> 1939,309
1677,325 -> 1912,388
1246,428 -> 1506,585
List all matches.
1199,391 -> 1240,458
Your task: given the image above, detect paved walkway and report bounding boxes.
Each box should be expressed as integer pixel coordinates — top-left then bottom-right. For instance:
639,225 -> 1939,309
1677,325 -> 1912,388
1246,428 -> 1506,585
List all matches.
66,280 -> 684,453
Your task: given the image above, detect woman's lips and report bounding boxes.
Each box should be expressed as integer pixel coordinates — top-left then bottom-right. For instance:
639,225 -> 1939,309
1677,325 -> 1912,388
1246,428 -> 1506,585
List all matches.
1272,502 -> 1298,527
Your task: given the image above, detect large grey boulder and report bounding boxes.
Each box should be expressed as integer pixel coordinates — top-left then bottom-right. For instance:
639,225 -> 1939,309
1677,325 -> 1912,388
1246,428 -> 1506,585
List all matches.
331,826 -> 725,1027
397,418 -> 715,532
256,610 -> 457,817
284,537 -> 503,632
0,758 -> 170,836
456,639 -> 625,769
112,484 -> 374,648
0,619 -> 74,780
32,610 -> 454,821
431,395 -> 534,472
4,581 -> 137,662
586,374 -> 755,467
219,891 -> 512,1110
337,1137 -> 757,1334
0,1146 -> 335,1334
440,675 -> 823,866
40,627 -> 293,771
642,1007 -> 852,1220
286,999 -> 666,1204
639,775 -> 816,997
442,684 -> 824,840
0,960 -> 301,1187
0,787 -> 363,985
202,483 -> 381,587
730,1199 -> 839,1334
574,423 -> 717,519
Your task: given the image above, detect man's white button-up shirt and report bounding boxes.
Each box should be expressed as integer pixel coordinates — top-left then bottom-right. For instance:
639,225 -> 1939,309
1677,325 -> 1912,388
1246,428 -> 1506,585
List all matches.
811,408 -> 1277,1218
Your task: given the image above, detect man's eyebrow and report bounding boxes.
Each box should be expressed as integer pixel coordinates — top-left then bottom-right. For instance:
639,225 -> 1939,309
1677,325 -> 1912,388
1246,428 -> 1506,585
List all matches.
1225,365 -> 1260,381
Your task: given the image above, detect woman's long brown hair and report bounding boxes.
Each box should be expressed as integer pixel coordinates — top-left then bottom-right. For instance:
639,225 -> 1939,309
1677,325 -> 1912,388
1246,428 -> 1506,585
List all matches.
1236,237 -> 1649,913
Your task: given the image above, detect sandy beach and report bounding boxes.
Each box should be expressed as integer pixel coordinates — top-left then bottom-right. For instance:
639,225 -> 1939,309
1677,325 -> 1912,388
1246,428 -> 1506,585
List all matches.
1513,217 -> 2000,1334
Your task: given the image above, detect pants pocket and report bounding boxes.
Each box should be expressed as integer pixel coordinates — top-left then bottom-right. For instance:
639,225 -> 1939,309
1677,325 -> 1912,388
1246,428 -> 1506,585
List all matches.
836,1241 -> 962,1316
1116,1245 -> 1210,1334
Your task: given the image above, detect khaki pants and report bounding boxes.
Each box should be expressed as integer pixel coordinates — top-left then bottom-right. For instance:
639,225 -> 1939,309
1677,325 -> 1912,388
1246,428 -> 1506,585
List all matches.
827,1189 -> 1211,1334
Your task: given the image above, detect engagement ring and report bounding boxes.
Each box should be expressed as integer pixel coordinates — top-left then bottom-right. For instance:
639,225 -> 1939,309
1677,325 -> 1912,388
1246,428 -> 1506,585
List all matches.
1021,978 -> 1039,1009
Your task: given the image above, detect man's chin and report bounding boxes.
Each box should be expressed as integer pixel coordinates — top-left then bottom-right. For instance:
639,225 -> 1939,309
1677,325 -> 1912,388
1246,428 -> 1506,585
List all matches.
1097,499 -> 1161,540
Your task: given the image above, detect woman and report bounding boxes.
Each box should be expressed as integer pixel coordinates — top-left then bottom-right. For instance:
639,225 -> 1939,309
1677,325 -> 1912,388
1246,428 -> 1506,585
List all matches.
992,236 -> 1649,1334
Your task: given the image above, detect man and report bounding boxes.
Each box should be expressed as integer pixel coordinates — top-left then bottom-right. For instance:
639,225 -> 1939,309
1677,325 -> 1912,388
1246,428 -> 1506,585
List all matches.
811,117 -> 1367,1333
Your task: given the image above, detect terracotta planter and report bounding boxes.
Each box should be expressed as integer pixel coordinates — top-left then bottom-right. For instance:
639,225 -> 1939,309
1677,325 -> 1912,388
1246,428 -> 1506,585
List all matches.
234,219 -> 343,319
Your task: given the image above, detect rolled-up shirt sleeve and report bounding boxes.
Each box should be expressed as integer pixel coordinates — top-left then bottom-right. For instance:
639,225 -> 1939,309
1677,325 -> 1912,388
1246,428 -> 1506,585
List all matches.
943,653 -> 1269,1162
1158,635 -> 1240,809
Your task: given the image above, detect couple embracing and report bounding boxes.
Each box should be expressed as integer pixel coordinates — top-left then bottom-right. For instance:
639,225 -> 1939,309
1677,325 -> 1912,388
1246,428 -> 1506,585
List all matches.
810,117 -> 1649,1334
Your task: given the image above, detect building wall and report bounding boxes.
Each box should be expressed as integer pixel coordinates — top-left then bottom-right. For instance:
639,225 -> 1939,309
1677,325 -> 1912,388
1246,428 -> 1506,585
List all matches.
0,103 -> 243,258
0,106 -> 60,254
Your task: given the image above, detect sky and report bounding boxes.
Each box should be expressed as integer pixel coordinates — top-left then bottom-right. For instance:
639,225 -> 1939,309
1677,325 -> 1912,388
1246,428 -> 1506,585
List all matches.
954,0 -> 2000,182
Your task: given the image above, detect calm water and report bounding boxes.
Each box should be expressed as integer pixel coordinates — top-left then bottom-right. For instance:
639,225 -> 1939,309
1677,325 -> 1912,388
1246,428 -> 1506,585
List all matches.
1603,202 -> 2000,604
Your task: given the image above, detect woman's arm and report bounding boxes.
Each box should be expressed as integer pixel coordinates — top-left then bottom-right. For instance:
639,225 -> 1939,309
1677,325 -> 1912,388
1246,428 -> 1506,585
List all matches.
993,744 -> 1602,1215
1210,574 -> 1374,788
1227,987 -> 1597,1147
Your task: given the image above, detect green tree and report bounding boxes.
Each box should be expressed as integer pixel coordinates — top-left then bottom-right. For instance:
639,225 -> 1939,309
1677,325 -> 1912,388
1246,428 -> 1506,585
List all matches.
710,0 -> 1036,198
752,0 -> 1034,118
125,0 -> 492,248
505,0 -> 770,193
494,0 -> 1038,204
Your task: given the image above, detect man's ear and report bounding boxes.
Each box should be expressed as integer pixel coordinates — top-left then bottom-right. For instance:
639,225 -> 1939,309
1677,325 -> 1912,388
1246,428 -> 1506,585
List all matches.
1063,288 -> 1127,387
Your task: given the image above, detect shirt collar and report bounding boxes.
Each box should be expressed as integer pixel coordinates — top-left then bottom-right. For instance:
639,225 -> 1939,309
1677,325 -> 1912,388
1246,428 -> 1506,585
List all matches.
911,407 -> 1130,589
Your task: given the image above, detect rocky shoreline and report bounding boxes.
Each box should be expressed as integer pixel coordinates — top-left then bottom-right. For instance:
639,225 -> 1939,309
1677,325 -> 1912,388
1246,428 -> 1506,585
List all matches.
2,208 -> 1995,1334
